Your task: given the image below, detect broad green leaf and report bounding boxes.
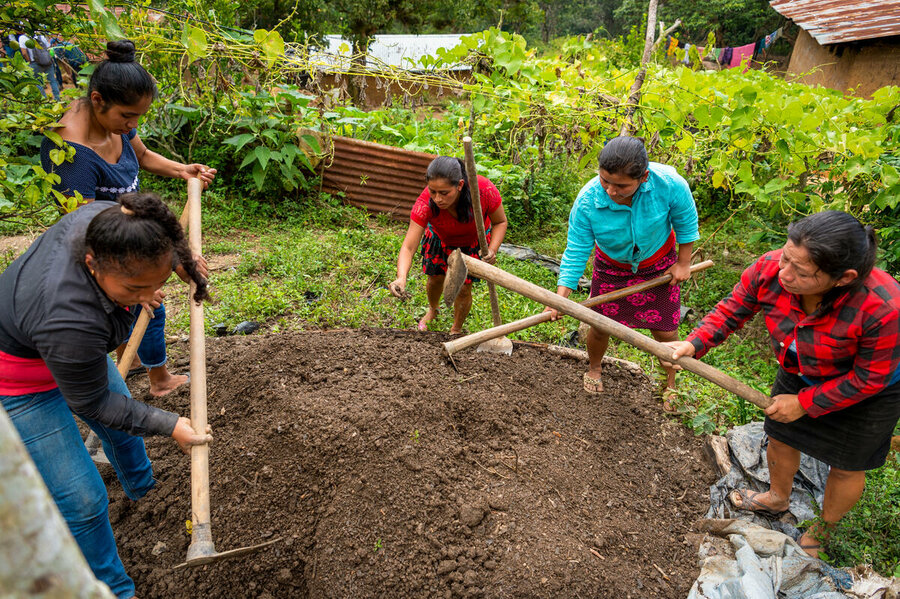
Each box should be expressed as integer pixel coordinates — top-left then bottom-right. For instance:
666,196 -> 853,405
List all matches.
181,24 -> 208,63
712,171 -> 726,189
255,146 -> 272,170
675,134 -> 693,152
300,134 -> 322,154
252,162 -> 265,190
44,130 -> 64,146
882,165 -> 900,187
88,0 -> 125,39
239,152 -> 256,170
223,133 -> 255,152
254,30 -> 285,68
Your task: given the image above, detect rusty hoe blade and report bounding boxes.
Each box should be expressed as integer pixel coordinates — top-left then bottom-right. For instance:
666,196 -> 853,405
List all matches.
443,249 -> 468,308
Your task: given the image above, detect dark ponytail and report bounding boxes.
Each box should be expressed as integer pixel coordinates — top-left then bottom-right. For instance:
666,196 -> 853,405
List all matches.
787,210 -> 876,311
86,40 -> 157,108
85,192 -> 209,303
425,156 -> 473,223
598,136 -> 649,179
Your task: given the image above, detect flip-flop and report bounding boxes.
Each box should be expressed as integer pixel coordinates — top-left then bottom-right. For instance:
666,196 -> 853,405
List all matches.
583,372 -> 603,394
728,488 -> 788,517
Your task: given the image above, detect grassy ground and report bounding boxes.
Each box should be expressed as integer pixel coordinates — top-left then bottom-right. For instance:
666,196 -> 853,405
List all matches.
1,185 -> 897,576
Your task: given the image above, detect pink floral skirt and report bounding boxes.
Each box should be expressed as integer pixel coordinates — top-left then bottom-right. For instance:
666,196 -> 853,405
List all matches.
589,246 -> 680,331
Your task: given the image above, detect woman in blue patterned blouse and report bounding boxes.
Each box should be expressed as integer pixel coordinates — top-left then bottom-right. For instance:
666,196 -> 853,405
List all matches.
40,39 -> 216,397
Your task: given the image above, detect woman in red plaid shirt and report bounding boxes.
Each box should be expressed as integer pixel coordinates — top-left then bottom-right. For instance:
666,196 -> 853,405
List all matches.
669,211 -> 900,558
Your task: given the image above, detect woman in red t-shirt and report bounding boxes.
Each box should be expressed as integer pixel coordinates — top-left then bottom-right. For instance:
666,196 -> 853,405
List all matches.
389,156 -> 508,333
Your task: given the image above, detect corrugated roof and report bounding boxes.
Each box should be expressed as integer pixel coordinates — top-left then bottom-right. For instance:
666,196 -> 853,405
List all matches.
769,0 -> 900,45
312,34 -> 471,72
321,136 -> 435,220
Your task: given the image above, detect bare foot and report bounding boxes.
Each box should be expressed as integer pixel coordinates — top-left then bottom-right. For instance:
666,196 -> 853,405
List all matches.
149,371 -> 190,398
417,307 -> 438,331
728,488 -> 789,516
583,370 -> 603,394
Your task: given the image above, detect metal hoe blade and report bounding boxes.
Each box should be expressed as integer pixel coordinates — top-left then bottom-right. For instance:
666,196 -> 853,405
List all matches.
476,336 -> 513,355
442,249 -> 469,308
174,527 -> 280,569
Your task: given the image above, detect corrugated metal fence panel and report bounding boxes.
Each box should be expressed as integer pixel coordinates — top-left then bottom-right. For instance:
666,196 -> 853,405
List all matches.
769,0 -> 900,44
321,136 -> 436,220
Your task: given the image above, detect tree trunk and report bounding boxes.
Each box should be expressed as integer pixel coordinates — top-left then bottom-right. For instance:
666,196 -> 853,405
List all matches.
0,405 -> 115,598
618,0 -> 660,136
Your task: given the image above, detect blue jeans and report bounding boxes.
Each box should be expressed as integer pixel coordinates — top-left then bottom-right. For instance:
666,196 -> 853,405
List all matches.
29,61 -> 60,101
130,303 -> 167,369
1,357 -> 156,598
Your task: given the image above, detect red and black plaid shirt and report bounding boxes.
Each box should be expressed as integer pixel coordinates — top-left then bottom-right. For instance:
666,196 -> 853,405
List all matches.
688,250 -> 900,417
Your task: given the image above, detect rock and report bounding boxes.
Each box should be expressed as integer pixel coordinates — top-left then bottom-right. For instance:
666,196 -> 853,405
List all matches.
459,505 -> 486,528
702,435 -> 732,478
437,560 -> 457,575
488,495 -> 509,511
276,568 -> 293,584
213,323 -> 229,336
232,321 -> 261,335
463,569 -> 478,586
151,541 -> 167,556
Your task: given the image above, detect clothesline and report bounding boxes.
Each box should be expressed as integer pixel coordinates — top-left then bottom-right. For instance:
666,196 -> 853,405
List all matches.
666,27 -> 783,70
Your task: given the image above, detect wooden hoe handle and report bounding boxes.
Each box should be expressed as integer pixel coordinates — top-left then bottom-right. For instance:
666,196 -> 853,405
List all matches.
186,178 -> 212,536
442,260 -> 714,355
455,252 -> 773,410
462,136 -> 503,327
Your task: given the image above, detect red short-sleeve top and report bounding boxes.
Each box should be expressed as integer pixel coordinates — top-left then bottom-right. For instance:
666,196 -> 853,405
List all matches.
409,176 -> 502,247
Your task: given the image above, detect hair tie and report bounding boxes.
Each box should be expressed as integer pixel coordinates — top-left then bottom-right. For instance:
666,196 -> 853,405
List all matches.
120,205 -> 134,216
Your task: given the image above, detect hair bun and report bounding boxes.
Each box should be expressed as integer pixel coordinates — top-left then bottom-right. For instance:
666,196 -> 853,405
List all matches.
106,40 -> 136,63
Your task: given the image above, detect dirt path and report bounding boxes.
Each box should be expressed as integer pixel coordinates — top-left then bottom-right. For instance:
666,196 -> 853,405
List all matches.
107,328 -> 713,598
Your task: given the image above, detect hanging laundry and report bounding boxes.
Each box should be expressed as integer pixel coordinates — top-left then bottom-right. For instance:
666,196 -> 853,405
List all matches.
718,47 -> 733,66
667,36 -> 679,56
760,27 -> 783,52
729,42 -> 756,69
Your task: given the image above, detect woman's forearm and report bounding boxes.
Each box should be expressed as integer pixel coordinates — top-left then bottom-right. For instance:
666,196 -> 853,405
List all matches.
396,245 -> 414,281
488,221 -> 508,254
676,241 -> 694,266
137,148 -> 186,179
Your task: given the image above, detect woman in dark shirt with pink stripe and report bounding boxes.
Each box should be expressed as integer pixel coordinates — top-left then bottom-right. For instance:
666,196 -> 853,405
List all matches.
0,193 -> 212,597
669,211 -> 900,559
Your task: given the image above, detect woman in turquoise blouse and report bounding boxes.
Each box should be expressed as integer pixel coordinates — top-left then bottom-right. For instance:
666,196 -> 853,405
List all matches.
548,136 -> 699,406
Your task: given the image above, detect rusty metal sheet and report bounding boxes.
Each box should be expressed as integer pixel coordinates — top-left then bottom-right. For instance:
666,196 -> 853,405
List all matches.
769,0 -> 900,45
321,136 -> 435,220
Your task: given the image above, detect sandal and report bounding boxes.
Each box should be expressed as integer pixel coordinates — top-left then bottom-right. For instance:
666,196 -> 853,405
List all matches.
728,488 -> 788,517
583,372 -> 603,394
797,531 -> 823,559
661,388 -> 678,413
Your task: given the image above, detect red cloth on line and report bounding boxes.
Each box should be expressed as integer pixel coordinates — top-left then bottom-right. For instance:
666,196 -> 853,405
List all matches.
410,175 -> 502,247
687,250 -> 900,417
729,43 -> 756,70
0,349 -> 57,395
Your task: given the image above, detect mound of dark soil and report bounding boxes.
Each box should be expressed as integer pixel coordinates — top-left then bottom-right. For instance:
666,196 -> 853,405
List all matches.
105,328 -> 714,598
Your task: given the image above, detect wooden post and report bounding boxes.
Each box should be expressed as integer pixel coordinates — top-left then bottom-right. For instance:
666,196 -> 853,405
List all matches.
0,405 -> 116,598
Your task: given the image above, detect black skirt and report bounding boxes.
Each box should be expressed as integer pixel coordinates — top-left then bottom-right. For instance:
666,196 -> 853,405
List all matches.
765,368 -> 900,471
